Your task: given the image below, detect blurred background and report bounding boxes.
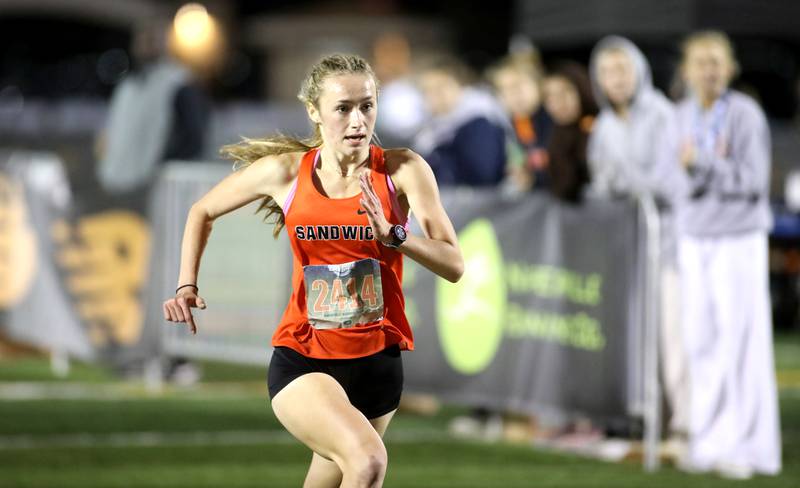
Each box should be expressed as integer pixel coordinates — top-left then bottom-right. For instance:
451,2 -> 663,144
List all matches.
1,0 -> 799,486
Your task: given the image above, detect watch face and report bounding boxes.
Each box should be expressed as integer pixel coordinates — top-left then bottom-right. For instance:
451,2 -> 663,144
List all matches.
394,225 -> 407,241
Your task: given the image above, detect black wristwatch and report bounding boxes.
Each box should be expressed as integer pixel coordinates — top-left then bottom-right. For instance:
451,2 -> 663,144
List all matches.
383,224 -> 407,248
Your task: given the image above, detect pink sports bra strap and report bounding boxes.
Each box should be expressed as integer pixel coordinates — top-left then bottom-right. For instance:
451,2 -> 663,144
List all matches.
283,149 -> 321,217
385,172 -> 409,229
283,179 -> 299,216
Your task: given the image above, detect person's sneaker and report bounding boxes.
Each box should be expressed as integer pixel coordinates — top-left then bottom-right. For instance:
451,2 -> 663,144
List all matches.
169,362 -> 201,386
594,438 -> 632,462
714,462 -> 753,480
448,415 -> 485,439
675,457 -> 710,475
661,436 -> 688,465
483,413 -> 504,442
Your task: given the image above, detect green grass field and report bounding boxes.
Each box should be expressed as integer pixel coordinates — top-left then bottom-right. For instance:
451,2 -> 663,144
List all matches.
1,333 -> 798,488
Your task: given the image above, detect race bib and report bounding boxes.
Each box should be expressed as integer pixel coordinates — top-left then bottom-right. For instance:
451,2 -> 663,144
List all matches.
303,258 -> 384,329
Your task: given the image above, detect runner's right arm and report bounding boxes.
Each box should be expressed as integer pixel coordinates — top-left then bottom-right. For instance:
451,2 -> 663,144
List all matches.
163,153 -> 299,332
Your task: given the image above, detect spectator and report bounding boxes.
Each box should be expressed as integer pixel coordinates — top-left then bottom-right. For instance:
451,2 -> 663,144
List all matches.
487,54 -> 553,192
587,35 -> 690,454
372,33 -> 426,148
542,62 -> 597,203
413,55 -> 508,187
676,30 -> 781,479
96,18 -> 211,383
96,18 -> 211,194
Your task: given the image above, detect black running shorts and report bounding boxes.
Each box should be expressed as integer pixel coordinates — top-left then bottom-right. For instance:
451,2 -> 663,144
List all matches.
267,344 -> 403,420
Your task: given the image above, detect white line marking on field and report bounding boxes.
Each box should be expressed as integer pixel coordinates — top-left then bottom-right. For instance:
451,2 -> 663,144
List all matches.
0,429 -> 450,450
0,382 -> 265,401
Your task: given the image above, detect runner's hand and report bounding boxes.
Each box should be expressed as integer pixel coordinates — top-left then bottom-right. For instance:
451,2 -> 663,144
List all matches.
163,290 -> 206,335
359,171 -> 392,244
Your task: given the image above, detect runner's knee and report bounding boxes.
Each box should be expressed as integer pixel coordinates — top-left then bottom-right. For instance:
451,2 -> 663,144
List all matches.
339,437 -> 387,485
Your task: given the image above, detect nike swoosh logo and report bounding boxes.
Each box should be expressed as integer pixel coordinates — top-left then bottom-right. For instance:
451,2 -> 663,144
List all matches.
357,209 -> 367,215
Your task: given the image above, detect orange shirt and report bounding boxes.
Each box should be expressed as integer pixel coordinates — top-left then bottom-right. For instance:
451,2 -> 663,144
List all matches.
271,145 -> 414,359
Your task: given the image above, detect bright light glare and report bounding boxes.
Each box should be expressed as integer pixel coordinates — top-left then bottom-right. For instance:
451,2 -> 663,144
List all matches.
174,3 -> 212,46
170,3 -> 223,71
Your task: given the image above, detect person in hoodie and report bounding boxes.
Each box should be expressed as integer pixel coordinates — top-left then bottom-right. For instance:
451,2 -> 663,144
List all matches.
676,31 -> 780,479
413,55 -> 508,187
587,36 -> 690,452
542,62 -> 598,202
96,18 -> 211,195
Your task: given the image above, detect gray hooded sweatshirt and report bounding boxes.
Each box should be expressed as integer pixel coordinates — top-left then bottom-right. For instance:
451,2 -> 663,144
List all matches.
676,89 -> 772,237
588,36 -> 688,206
97,60 -> 189,193
588,36 -> 689,262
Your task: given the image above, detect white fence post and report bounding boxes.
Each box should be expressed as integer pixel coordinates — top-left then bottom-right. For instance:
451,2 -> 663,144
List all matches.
638,194 -> 662,472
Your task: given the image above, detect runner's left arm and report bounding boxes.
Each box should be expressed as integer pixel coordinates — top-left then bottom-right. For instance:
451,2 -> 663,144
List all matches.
359,149 -> 463,283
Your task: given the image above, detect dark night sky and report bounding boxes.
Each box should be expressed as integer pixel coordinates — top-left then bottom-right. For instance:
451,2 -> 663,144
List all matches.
0,0 -> 797,117
0,0 -> 513,99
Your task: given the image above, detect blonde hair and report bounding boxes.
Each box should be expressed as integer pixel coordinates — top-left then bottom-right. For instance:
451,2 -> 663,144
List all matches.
486,54 -> 543,88
419,54 -> 475,86
681,30 -> 740,76
220,53 -> 378,237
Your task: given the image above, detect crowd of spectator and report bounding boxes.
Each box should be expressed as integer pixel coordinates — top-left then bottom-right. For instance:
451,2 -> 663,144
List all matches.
376,30 -> 780,480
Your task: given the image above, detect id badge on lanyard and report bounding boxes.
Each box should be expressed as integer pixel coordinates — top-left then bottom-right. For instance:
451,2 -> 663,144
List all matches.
303,258 -> 384,329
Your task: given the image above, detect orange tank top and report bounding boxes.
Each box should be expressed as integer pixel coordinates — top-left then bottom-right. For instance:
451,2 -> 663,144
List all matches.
271,145 -> 414,359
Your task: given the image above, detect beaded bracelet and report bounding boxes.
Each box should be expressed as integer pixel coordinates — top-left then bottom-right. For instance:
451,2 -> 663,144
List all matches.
175,284 -> 198,295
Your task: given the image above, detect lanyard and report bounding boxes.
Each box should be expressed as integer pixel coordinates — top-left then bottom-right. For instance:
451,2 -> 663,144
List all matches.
693,92 -> 729,156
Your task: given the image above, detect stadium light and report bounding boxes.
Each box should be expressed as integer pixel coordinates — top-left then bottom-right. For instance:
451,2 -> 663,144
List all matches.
170,3 -> 223,71
174,3 -> 212,47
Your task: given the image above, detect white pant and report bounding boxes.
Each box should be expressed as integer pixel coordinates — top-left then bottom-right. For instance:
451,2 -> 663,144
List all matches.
660,264 -> 689,436
679,232 -> 781,474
